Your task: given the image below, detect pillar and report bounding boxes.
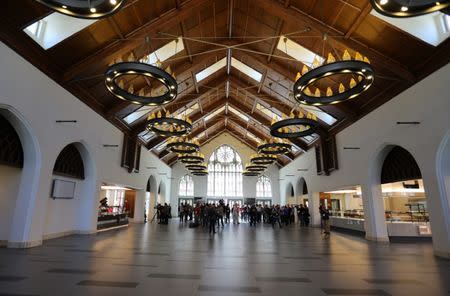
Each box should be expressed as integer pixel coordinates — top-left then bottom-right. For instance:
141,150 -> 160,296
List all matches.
133,189 -> 146,223
361,182 -> 389,242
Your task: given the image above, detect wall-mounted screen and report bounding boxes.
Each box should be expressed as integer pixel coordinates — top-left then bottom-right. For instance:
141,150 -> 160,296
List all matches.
51,179 -> 76,199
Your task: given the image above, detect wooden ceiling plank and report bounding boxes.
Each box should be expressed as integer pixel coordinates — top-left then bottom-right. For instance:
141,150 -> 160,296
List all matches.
257,0 -> 415,82
63,0 -> 212,82
344,2 -> 372,39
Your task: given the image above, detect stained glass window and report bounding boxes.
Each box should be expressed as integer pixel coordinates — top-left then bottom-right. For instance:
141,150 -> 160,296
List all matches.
207,145 -> 243,197
179,175 -> 194,196
256,175 -> 272,198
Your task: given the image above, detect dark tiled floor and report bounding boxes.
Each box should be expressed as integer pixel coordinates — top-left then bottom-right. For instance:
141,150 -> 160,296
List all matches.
0,222 -> 449,296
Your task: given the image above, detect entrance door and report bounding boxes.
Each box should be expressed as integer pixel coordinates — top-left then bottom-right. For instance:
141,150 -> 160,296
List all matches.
256,199 -> 272,206
228,199 -> 243,207
179,198 -> 194,209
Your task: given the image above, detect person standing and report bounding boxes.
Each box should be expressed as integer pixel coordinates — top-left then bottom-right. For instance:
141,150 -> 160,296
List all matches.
232,204 -> 240,224
319,205 -> 325,233
208,204 -> 217,234
225,203 -> 231,224
322,207 -> 331,238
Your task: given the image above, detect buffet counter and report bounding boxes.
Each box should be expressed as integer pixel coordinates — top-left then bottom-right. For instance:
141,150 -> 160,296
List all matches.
97,213 -> 129,230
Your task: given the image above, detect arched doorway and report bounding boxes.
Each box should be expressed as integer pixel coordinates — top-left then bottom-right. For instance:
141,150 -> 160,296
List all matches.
0,106 -> 40,247
286,182 -> 294,205
44,142 -> 96,237
146,175 -> 157,222
296,177 -> 308,206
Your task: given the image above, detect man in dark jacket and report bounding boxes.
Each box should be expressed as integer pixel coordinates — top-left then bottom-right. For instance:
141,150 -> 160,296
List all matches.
207,205 -> 217,234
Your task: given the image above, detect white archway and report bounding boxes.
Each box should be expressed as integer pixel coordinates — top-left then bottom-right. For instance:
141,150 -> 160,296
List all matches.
285,182 -> 294,205
43,141 -> 96,238
146,175 -> 158,221
0,105 -> 41,247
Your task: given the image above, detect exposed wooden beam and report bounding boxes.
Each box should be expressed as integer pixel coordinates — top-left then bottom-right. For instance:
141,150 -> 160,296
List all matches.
228,0 -> 234,38
63,0 -> 212,81
179,22 -> 193,63
257,0 -> 415,82
345,3 -> 372,39
267,19 -> 284,63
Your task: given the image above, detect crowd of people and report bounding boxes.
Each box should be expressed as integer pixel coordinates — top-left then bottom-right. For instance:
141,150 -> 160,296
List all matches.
154,200 -> 332,237
176,200 -> 321,234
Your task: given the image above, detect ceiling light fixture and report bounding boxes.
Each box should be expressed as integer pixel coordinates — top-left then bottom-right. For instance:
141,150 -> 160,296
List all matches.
35,0 -> 125,19
186,163 -> 207,171
370,0 -> 450,17
146,111 -> 192,137
192,170 -> 208,176
270,111 -> 319,139
245,163 -> 267,172
178,152 -> 204,164
250,153 -> 278,165
242,171 -> 260,177
166,138 -> 200,154
257,139 -> 292,155
294,50 -> 374,106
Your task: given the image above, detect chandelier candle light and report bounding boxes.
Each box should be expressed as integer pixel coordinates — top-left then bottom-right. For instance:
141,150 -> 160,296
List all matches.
178,152 -> 205,164
294,50 -> 374,106
270,111 -> 319,139
146,111 -> 192,137
186,163 -> 208,171
192,170 -> 208,176
243,170 -> 260,177
370,0 -> 450,17
250,153 -> 278,165
245,163 -> 267,172
258,139 -> 292,155
166,138 -> 200,154
35,0 -> 125,19
105,53 -> 178,105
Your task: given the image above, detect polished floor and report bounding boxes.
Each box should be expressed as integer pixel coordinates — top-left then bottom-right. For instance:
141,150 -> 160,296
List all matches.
0,221 -> 449,296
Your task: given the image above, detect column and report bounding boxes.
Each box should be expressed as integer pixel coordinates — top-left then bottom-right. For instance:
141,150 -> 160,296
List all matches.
361,182 -> 389,242
133,189 -> 146,223
308,192 -> 321,226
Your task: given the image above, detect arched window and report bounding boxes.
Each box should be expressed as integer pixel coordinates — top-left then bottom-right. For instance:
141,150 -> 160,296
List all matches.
256,175 -> 272,198
179,175 -> 194,196
207,145 -> 243,197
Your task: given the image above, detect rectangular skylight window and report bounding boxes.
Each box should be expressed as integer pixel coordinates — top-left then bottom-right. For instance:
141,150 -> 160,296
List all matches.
195,57 -> 227,82
303,106 -> 337,126
303,133 -> 319,144
256,103 -> 283,121
123,105 -> 155,124
291,144 -> 301,153
154,141 -> 167,152
204,106 -> 225,122
175,103 -> 199,117
139,130 -> 156,143
228,105 -> 249,122
231,57 -> 262,82
277,36 -> 324,66
141,37 -> 184,65
371,10 -> 450,46
24,13 -> 95,50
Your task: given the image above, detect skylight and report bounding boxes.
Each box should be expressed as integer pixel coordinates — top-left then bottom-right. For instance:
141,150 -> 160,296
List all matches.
231,58 -> 262,82
24,13 -> 95,50
204,106 -> 225,122
277,36 -> 324,66
123,105 -> 155,125
256,103 -> 283,121
175,103 -> 199,117
228,105 -> 249,122
195,57 -> 227,82
371,10 -> 450,46
140,37 -> 184,65
139,130 -> 156,143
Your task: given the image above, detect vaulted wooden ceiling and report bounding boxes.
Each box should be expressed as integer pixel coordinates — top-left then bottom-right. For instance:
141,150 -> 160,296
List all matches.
1,0 -> 449,166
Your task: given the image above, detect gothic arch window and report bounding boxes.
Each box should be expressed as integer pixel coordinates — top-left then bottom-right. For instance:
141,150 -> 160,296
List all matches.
179,175 -> 194,196
256,175 -> 272,198
207,145 -> 243,197
53,144 -> 85,179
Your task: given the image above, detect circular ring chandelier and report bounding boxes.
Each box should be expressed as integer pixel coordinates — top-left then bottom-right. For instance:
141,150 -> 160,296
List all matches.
192,170 -> 208,176
258,139 -> 292,155
146,111 -> 192,137
166,138 -> 199,154
370,0 -> 450,18
178,153 -> 204,164
105,62 -> 178,106
245,163 -> 267,172
35,0 -> 125,19
270,111 -> 319,139
250,154 -> 277,165
293,51 -> 374,106
243,171 -> 260,177
186,163 -> 207,171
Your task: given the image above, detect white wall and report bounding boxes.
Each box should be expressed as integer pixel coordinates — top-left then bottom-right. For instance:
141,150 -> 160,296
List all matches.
170,132 -> 280,215
280,62 -> 450,257
0,41 -> 171,247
